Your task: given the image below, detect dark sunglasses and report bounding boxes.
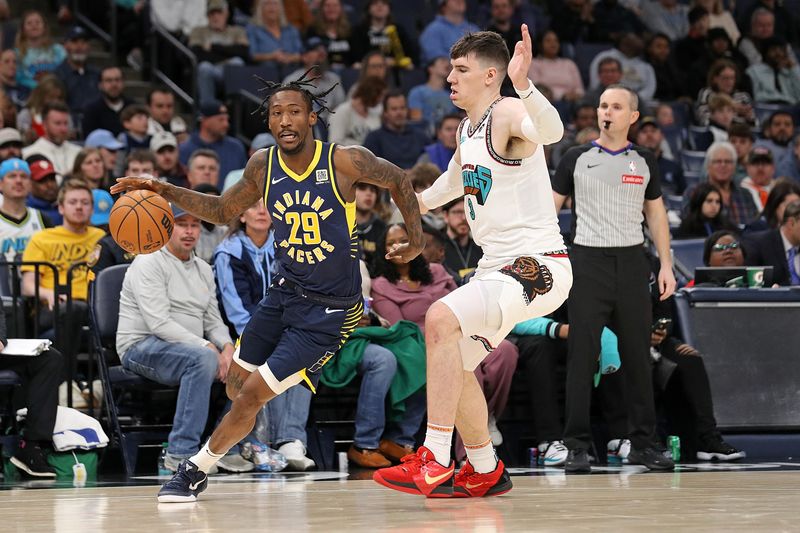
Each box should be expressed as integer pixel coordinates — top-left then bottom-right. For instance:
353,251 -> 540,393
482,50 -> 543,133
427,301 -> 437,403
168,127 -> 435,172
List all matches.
712,241 -> 740,252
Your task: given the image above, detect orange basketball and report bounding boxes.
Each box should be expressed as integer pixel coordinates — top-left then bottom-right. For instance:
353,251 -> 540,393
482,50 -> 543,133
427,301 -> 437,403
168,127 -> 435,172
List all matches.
109,190 -> 174,255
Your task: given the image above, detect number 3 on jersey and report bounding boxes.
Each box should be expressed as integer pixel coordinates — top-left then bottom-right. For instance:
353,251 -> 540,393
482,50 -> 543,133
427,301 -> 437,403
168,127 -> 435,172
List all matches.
285,211 -> 321,245
467,198 -> 475,220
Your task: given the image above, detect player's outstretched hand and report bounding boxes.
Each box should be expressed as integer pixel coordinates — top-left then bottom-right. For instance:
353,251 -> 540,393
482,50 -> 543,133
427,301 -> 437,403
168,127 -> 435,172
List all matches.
508,23 -> 533,91
110,175 -> 167,196
385,242 -> 424,263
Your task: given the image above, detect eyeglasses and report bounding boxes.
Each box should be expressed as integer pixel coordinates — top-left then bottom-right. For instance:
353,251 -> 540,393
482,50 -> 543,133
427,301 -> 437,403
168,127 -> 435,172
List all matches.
710,159 -> 735,165
712,241 -> 740,252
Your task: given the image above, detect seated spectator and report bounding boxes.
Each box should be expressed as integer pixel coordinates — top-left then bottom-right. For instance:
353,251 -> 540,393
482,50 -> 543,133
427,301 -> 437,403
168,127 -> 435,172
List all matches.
728,123 -> 755,183
589,0 -> 646,43
645,33 -> 688,102
694,0 -> 740,44
745,178 -> 800,233
90,188 -> 113,229
212,202 -> 316,470
488,1 -> 525,56
119,104 -> 152,151
186,148 -> 221,191
364,91 -> 429,170
54,26 -> 101,117
407,57 -> 456,134
85,129 -> 124,183
635,116 -> 685,195
21,180 -> 103,355
744,199 -> 800,285
550,104 -> 598,169
328,76 -> 386,146
247,0 -> 303,67
113,0 -> 147,70
641,0 -> 689,41
25,157 -> 61,225
707,93 -> 735,142
116,205 -> 251,473
307,0 -> 353,68
741,147 -> 777,212
776,135 -> 800,182
687,141 -> 759,226
349,51 -> 393,97
192,183 -> 227,263
687,28 -> 750,99
582,57 -> 624,108
675,182 -> 737,239
16,74 -> 68,143
150,0 -> 207,38
222,133 -> 275,191
703,230 -> 746,268
70,147 -> 107,189
179,101 -> 247,186
190,0 -> 249,106
151,132 -> 187,187
354,183 -> 387,272
146,87 -> 188,143
675,6 -> 710,68
0,49 -> 30,109
738,0 -> 798,46
124,149 -> 157,179
391,162 -> 447,231
529,30 -> 584,103
550,0 -> 596,45
0,158 -> 50,261
416,114 -> 460,173
0,127 -> 23,161
351,0 -> 419,70
746,38 -> 800,105
589,33 -> 656,102
739,8 -> 798,67
13,10 -> 66,90
21,102 -> 81,175
755,110 -> 795,162
441,199 -> 482,280
418,0 -> 480,66
1,310 -> 64,478
282,38 -> 347,125
81,66 -> 133,137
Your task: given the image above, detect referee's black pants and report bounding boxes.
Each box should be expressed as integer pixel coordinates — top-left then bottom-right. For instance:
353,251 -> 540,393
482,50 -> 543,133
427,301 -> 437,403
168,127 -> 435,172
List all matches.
563,245 -> 657,451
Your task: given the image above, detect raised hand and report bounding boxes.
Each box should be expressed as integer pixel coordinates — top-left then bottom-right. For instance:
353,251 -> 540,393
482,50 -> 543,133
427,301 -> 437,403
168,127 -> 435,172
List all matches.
507,23 -> 533,91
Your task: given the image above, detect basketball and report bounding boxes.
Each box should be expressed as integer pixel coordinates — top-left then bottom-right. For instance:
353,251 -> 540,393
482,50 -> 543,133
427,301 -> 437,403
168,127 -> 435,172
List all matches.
109,190 -> 174,255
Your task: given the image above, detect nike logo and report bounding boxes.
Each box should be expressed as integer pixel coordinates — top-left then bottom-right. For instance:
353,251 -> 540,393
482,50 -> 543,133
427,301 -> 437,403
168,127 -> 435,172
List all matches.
324,308 -> 344,314
466,481 -> 488,489
587,164 -> 601,168
189,476 -> 206,491
423,467 -> 454,485
272,176 -> 289,184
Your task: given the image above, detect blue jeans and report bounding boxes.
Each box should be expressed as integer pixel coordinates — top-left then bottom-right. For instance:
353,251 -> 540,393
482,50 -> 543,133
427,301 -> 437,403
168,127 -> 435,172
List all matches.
353,343 -> 427,449
268,384 -> 312,447
197,57 -> 245,105
122,336 -> 217,458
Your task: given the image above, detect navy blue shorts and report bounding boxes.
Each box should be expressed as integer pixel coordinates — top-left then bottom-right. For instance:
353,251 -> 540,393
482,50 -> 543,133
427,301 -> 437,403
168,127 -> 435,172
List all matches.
234,285 -> 363,393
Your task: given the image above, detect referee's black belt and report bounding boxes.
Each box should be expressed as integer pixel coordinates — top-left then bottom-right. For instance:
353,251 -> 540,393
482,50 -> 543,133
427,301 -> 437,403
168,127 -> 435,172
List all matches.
273,276 -> 362,309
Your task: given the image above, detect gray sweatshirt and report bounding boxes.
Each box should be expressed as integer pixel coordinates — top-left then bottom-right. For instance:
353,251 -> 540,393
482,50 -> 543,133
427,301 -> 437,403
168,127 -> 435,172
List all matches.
116,246 -> 232,359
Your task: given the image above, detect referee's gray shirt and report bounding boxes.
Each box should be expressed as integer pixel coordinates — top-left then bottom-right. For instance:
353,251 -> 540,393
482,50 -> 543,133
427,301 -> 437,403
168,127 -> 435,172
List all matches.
553,141 -> 662,248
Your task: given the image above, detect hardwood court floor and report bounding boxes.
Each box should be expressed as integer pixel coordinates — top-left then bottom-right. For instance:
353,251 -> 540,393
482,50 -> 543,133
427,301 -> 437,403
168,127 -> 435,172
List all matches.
3,467 -> 800,532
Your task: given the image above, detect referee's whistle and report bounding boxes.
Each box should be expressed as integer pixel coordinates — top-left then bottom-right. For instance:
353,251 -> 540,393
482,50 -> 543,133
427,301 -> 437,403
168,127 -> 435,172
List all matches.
603,121 -> 611,130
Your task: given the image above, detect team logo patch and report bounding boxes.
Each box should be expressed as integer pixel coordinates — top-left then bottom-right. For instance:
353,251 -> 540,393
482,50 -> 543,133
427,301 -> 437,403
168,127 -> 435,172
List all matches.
308,350 -> 336,373
628,160 -> 638,174
461,164 -> 493,205
500,256 -> 554,305
315,169 -> 329,183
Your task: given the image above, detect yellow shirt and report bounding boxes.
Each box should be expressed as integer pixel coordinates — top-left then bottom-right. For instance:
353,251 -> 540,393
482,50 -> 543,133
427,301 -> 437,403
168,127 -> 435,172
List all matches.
21,226 -> 105,300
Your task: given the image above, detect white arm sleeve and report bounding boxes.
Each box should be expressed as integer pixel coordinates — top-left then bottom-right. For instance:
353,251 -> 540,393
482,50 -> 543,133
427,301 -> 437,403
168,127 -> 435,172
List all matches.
517,79 -> 565,146
420,157 -> 463,210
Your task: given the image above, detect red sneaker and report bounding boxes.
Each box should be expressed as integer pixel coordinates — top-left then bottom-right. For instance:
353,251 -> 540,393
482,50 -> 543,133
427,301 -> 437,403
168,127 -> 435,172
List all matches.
373,446 -> 454,498
453,459 -> 513,498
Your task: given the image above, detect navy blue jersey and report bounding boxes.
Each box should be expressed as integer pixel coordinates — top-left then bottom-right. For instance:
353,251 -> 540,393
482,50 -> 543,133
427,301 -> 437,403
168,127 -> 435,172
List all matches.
264,140 -> 361,298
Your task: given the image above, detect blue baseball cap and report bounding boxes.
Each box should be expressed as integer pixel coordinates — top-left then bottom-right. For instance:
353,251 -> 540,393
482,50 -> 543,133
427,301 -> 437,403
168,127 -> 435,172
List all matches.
0,158 -> 31,179
91,189 -> 114,226
85,129 -> 125,151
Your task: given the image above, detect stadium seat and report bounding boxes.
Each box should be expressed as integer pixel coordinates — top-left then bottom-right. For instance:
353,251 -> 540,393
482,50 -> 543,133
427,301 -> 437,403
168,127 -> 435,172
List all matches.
398,68 -> 427,95
574,42 -> 613,87
670,238 -> 706,280
683,170 -> 702,189
223,64 -> 282,98
681,150 -> 706,173
688,125 -> 713,151
338,67 -> 361,94
90,264 -> 174,477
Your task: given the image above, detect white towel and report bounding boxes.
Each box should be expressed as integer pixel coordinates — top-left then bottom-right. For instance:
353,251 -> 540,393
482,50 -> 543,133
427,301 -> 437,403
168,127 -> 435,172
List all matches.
17,406 -> 109,451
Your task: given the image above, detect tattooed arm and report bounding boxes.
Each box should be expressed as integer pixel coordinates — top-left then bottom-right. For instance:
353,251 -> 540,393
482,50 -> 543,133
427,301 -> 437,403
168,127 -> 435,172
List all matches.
334,145 -> 424,263
110,149 -> 267,225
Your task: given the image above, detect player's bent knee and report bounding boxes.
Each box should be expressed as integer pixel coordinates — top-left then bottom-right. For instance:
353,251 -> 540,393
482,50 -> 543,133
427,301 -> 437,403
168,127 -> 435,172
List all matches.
425,302 -> 461,341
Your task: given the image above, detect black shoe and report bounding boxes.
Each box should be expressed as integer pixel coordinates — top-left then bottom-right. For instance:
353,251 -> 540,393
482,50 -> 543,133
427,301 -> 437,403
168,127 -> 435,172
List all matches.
627,446 -> 675,470
564,449 -> 591,474
697,436 -> 746,462
10,440 -> 56,478
158,460 -> 208,503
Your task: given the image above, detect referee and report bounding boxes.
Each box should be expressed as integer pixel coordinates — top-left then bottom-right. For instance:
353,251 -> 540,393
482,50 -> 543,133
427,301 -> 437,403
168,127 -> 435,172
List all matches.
552,84 -> 677,473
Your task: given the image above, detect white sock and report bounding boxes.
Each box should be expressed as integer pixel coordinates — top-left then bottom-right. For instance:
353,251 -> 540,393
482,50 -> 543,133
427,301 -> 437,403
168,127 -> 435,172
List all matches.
465,438 -> 497,474
423,423 -> 454,466
189,442 -> 224,473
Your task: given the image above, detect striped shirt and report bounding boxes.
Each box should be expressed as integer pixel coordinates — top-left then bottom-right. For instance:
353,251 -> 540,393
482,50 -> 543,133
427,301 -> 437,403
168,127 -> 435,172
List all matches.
553,142 -> 662,248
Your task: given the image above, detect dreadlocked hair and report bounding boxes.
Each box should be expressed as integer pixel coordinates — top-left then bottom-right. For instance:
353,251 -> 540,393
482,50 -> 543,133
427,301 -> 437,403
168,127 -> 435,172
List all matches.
254,66 -> 338,126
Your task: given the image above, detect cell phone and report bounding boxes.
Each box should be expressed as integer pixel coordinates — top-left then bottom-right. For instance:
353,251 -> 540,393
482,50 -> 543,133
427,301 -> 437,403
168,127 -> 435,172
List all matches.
652,318 -> 672,332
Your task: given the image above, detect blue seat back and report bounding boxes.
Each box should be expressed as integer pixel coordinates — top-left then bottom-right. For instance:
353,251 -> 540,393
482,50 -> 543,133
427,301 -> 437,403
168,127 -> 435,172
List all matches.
91,264 -> 129,346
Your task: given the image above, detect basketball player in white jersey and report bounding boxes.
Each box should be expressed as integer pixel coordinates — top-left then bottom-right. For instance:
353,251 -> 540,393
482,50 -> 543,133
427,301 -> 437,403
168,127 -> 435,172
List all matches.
374,25 -> 572,498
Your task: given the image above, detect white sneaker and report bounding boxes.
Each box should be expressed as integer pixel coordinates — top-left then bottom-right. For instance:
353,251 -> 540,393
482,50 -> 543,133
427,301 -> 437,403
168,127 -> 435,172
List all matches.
607,438 -> 631,464
277,440 -> 316,471
217,453 -> 255,473
537,440 -> 568,466
488,415 -> 503,446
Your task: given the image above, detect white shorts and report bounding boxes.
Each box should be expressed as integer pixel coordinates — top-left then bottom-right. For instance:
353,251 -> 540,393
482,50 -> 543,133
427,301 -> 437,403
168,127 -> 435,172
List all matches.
440,254 -> 573,371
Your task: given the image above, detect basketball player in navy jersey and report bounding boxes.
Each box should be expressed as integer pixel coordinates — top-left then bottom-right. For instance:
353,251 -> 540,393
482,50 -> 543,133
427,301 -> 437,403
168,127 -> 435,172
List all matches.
111,71 -> 424,502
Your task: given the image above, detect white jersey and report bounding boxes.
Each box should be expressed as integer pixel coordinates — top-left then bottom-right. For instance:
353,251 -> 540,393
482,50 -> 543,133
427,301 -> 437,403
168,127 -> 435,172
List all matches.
459,98 -> 565,274
0,207 -> 47,262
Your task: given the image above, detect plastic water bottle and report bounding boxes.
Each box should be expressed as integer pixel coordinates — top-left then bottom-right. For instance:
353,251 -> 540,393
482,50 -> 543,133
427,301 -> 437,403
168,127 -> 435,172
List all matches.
157,442 -> 171,476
